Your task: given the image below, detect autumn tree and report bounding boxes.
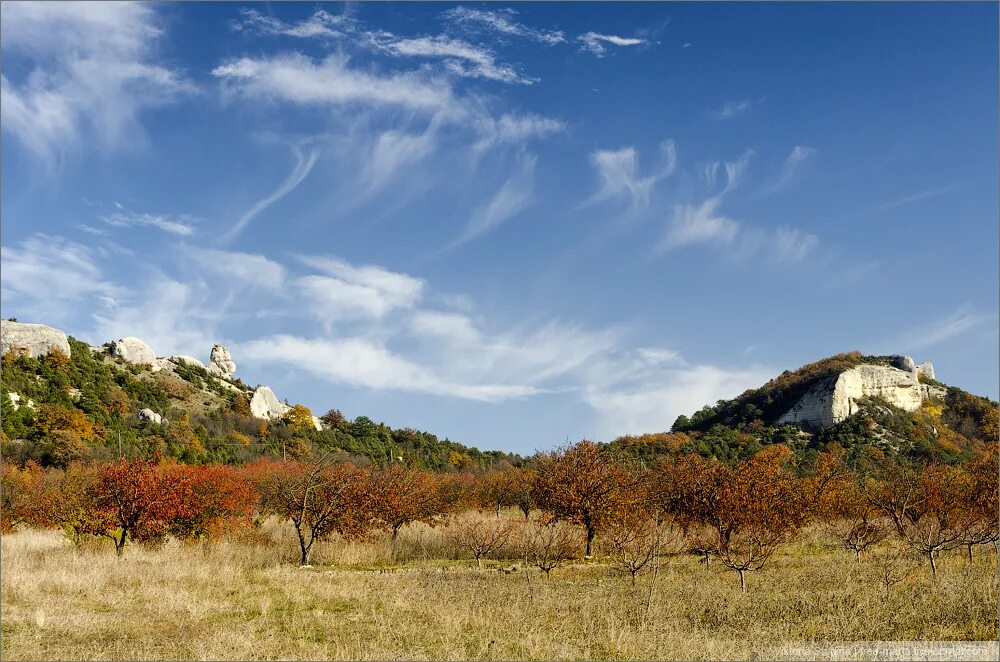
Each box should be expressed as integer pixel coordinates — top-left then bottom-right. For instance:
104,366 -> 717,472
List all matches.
712,446 -> 808,592
45,462 -> 116,547
366,465 -> 444,538
0,462 -> 50,532
93,457 -> 195,556
605,515 -> 676,585
447,513 -> 513,568
955,444 -> 999,561
533,441 -> 632,557
478,468 -> 520,517
164,464 -> 257,541
254,454 -> 368,566
821,476 -> 889,562
283,404 -> 315,432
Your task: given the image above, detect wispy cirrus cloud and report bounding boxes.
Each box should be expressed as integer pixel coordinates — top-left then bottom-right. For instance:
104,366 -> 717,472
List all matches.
1,1 -> 194,166
865,184 -> 958,214
710,98 -> 755,119
448,153 -> 537,249
761,145 -> 817,194
658,198 -> 740,250
232,7 -> 351,39
891,304 -> 998,352
100,202 -> 197,236
367,32 -> 536,85
213,52 -> 456,114
224,146 -> 319,241
579,32 -> 645,57
442,6 -> 566,45
586,140 -> 677,210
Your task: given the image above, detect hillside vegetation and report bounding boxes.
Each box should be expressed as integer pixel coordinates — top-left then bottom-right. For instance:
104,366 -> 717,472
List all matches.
0,338 -> 518,471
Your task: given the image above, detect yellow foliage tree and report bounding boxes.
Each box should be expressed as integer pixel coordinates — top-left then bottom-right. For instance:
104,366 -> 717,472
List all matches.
283,404 -> 315,432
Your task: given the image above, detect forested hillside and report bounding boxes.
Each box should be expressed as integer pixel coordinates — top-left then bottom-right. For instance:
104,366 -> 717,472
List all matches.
1,338 -> 520,470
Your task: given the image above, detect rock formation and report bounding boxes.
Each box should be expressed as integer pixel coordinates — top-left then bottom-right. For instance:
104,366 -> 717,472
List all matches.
779,358 -> 943,429
249,385 -> 290,420
207,344 -> 236,379
0,320 -> 71,358
138,408 -> 164,425
109,337 -> 160,372
916,362 -> 935,381
170,355 -> 206,370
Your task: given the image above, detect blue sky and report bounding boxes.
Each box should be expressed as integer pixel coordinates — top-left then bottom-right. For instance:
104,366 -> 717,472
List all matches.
2,2 -> 997,453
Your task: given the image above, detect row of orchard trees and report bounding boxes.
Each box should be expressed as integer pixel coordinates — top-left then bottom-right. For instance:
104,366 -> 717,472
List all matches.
2,441 -> 996,585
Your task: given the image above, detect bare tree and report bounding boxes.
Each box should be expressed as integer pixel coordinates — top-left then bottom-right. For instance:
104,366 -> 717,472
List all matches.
521,518 -> 580,578
447,513 -> 513,568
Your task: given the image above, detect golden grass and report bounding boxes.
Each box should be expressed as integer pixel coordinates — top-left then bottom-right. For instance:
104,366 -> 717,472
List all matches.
1,519 -> 997,660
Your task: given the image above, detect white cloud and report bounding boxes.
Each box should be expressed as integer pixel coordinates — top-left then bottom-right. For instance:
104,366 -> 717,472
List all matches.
0,1 -> 193,165
368,33 -> 535,85
233,8 -> 350,39
659,198 -> 740,250
585,363 -> 773,438
186,248 -> 287,290
763,145 -> 817,194
771,226 -> 819,263
237,334 -> 541,402
865,184 -> 958,214
0,234 -> 119,323
703,150 -> 754,195
449,154 -> 536,248
212,52 -> 455,114
225,146 -> 319,240
579,32 -> 645,57
442,7 -> 565,45
293,254 -> 425,328
473,112 -> 565,151
100,206 -> 197,236
360,127 -> 438,195
711,99 -> 754,119
587,140 -> 677,210
893,304 -> 998,352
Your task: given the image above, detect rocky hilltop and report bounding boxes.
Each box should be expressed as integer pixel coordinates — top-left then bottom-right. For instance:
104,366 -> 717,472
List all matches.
777,355 -> 946,429
1,320 -> 513,470
1,320 -> 317,431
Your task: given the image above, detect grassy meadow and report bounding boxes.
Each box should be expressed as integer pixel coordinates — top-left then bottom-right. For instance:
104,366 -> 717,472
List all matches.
1,515 -> 997,661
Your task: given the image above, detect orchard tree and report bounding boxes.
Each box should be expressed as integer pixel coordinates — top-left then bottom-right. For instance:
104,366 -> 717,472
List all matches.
713,446 -> 808,592
94,457 -> 195,557
521,518 -> 580,577
165,464 -> 257,541
366,465 -> 444,538
447,513 -> 513,568
254,454 -> 367,566
955,444 -> 999,561
533,441 -> 633,557
0,462 -> 50,532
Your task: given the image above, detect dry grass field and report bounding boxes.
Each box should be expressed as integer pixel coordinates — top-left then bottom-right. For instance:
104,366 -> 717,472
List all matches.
1,517 -> 997,660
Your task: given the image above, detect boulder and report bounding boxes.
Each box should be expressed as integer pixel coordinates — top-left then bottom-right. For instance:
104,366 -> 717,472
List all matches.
312,416 -> 325,432
171,355 -> 206,370
0,320 -> 71,358
138,408 -> 163,425
109,337 -> 160,372
7,392 -> 36,411
916,362 -> 936,381
207,344 -> 236,379
249,385 -> 290,420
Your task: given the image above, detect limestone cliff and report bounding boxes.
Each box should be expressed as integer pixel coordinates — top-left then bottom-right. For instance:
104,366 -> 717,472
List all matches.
778,357 -> 942,429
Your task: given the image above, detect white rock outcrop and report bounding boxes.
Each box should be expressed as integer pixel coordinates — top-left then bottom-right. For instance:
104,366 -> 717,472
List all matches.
1,320 -> 71,358
7,392 -> 36,411
779,360 -> 940,429
109,337 -> 160,372
207,344 -> 236,379
138,408 -> 163,425
249,385 -> 290,420
916,362 -> 935,381
170,355 -> 206,370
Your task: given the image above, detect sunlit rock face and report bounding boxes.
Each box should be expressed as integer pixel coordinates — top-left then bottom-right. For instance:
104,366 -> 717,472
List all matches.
0,321 -> 71,358
778,360 -> 940,429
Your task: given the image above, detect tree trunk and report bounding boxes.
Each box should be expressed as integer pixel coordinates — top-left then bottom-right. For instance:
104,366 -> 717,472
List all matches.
585,525 -> 595,558
496,504 -> 501,518
855,549 -> 862,563
738,569 -> 746,593
392,523 -> 402,540
967,544 -> 974,564
928,550 -> 937,577
476,554 -> 482,569
114,531 -> 127,558
296,527 -> 312,566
